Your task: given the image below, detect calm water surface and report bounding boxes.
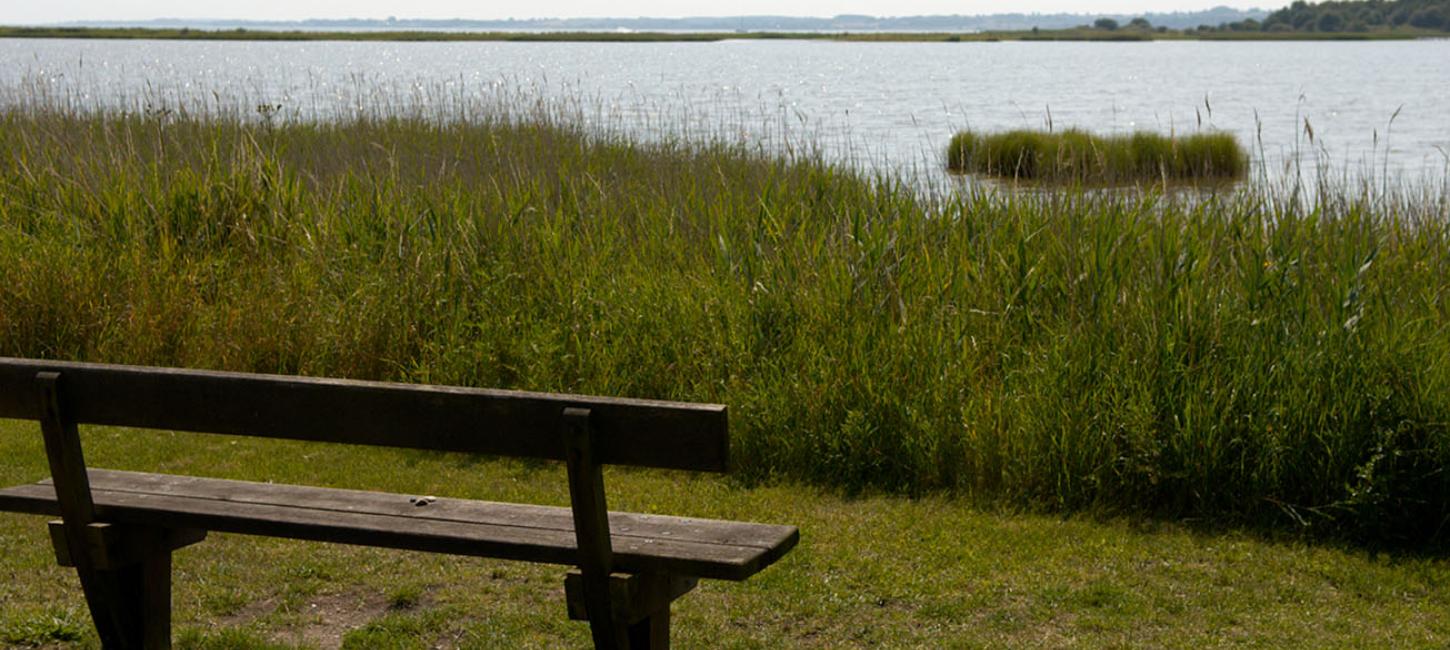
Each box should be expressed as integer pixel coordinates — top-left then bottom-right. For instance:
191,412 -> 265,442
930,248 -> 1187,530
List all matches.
4,38 -> 1448,185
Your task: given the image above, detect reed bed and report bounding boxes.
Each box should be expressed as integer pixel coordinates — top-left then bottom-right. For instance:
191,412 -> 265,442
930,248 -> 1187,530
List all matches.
947,128 -> 1248,184
1,104 -> 1448,546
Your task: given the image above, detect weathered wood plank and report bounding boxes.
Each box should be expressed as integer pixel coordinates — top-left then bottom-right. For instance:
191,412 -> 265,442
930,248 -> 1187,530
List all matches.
0,358 -> 728,472
0,470 -> 800,581
37,471 -> 793,550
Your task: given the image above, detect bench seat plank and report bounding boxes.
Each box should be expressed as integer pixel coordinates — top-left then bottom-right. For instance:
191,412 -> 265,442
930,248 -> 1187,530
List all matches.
0,469 -> 798,582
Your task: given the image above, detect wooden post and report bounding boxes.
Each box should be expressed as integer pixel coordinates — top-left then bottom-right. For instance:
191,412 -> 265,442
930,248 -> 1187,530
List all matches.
38,371 -> 127,646
627,605 -> 669,649
136,546 -> 172,649
562,407 -> 629,649
38,371 -> 174,649
565,571 -> 693,649
623,572 -> 679,650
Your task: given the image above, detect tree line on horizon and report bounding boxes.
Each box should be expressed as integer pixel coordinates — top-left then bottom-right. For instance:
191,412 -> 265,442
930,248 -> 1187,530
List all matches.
17,0 -> 1449,38
50,8 -> 1267,33
1212,0 -> 1450,32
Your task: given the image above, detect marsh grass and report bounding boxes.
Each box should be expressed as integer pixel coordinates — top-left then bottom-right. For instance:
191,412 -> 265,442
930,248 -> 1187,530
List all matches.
947,128 -> 1248,185
1,104 -> 1448,546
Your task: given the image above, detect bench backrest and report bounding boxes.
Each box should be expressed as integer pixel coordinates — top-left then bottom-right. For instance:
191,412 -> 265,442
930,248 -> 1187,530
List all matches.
0,358 -> 728,472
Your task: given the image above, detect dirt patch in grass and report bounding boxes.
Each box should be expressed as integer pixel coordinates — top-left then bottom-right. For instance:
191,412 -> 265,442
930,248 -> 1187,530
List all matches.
210,590 -> 395,650
213,594 -> 281,629
290,592 -> 394,650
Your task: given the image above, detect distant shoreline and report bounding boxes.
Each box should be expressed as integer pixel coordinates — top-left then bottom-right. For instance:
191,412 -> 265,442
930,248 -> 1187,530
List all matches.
0,25 -> 1435,43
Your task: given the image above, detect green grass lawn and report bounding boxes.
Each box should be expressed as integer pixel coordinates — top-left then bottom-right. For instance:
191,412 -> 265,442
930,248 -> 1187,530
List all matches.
3,419 -> 1449,648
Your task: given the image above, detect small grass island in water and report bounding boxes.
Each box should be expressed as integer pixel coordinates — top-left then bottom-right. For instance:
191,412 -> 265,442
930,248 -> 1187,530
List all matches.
947,129 -> 1248,184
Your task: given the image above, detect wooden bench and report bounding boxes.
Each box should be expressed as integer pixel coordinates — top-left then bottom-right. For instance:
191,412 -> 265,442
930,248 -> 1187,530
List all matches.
0,358 -> 798,649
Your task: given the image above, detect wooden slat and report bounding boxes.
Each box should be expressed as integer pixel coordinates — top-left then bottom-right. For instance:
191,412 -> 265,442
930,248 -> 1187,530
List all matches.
32,471 -> 791,549
0,470 -> 799,581
0,358 -> 728,472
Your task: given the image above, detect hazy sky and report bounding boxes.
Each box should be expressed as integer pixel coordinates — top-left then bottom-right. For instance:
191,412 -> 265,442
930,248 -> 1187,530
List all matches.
4,2 -> 1269,25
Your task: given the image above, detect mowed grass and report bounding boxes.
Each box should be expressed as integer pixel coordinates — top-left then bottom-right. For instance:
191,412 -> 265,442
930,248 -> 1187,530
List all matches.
3,420 -> 1450,648
947,129 -> 1248,184
0,107 -> 1449,551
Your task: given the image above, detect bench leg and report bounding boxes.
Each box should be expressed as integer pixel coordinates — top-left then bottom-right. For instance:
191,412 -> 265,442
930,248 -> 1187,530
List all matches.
67,547 -> 171,648
582,579 -> 630,650
50,522 -> 201,649
626,605 -> 669,650
122,547 -> 172,649
580,596 -> 663,650
72,564 -> 129,646
565,572 -> 694,650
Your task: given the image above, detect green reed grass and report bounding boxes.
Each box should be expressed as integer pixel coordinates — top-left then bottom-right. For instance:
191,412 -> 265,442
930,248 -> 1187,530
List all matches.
947,128 -> 1248,184
1,106 -> 1447,546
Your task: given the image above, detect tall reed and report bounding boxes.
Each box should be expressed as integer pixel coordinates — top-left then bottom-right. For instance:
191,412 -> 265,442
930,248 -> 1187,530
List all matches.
1,106 -> 1447,546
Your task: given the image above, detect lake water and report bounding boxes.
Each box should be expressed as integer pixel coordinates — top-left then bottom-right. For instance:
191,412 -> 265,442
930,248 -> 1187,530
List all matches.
3,38 -> 1448,186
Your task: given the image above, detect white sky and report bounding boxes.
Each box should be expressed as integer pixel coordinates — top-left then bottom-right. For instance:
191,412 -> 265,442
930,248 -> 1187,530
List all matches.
3,2 -> 1270,25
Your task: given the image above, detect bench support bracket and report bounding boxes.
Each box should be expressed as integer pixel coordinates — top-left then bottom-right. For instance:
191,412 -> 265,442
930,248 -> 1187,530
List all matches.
566,571 -> 697,649
49,521 -> 207,571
